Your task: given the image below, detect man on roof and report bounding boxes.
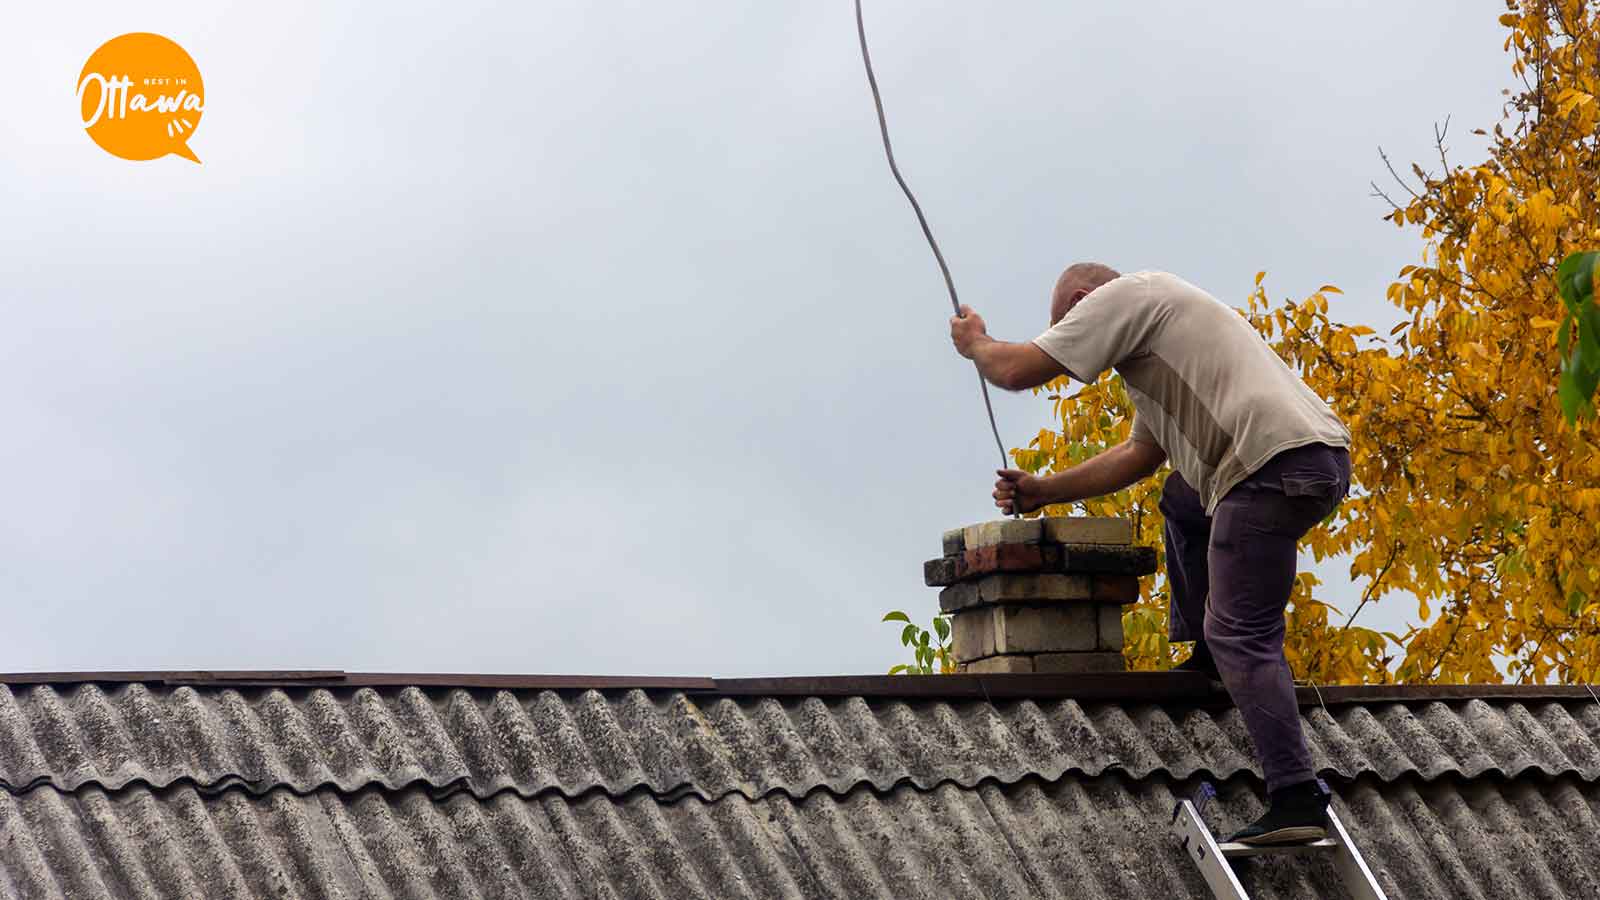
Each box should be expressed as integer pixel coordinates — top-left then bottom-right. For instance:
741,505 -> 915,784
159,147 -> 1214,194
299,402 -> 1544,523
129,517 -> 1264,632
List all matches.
948,263 -> 1352,846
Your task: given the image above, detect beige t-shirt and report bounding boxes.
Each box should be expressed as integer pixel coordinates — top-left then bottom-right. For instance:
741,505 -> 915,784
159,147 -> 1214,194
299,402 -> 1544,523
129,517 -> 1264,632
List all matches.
1032,270 -> 1350,514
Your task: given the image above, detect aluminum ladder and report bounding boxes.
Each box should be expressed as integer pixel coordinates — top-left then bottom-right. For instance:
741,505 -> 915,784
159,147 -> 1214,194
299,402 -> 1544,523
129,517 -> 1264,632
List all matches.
1169,780 -> 1388,900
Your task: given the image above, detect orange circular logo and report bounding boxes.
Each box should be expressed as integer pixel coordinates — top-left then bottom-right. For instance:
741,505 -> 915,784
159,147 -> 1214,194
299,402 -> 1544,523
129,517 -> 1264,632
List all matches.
77,33 -> 204,164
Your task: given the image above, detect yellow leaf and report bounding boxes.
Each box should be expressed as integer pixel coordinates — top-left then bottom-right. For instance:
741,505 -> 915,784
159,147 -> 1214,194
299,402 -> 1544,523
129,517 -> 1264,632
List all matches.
1254,271 -> 1266,286
1556,89 -> 1594,118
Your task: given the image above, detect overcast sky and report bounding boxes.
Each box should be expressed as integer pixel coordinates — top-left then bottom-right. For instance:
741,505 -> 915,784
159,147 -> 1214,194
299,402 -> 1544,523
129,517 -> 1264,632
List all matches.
1,2 -> 1511,675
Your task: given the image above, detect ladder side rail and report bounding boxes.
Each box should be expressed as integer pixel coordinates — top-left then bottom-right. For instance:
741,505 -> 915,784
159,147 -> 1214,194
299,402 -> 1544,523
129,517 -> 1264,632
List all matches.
1325,805 -> 1390,900
1170,799 -> 1252,900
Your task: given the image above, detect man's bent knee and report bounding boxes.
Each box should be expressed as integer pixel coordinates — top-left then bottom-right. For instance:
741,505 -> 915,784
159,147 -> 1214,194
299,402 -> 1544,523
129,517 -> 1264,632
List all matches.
1203,612 -> 1285,655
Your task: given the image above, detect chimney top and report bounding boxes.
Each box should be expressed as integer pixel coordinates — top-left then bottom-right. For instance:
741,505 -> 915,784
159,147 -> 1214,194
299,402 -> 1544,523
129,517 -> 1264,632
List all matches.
924,516 -> 1156,675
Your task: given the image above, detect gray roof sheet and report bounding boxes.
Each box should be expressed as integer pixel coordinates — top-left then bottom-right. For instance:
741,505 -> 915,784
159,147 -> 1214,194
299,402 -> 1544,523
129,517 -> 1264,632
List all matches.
2,772 -> 1597,900
3,682 -> 1599,801
5,675 -> 1600,899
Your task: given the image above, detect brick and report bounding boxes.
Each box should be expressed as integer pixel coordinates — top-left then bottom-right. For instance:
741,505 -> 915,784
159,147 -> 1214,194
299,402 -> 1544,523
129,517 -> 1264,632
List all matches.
958,544 -> 1055,580
941,528 -> 966,557
1097,605 -> 1125,652
961,518 -> 1044,550
1055,544 -> 1158,576
928,544 -> 1070,587
931,538 -> 1151,587
1041,516 -> 1134,545
938,582 -> 983,613
977,573 -> 1092,604
1090,575 -> 1142,605
1032,651 -> 1126,674
951,608 -> 996,662
961,655 -> 1034,674
924,556 -> 959,587
992,604 -> 1096,654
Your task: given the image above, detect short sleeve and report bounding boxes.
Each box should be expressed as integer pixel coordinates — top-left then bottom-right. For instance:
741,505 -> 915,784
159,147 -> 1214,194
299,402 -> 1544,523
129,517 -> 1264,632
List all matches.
1129,411 -> 1158,446
1030,273 -> 1153,383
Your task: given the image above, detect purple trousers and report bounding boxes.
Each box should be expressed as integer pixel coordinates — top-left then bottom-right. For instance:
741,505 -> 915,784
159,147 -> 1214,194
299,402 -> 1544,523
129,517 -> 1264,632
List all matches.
1160,442 -> 1351,792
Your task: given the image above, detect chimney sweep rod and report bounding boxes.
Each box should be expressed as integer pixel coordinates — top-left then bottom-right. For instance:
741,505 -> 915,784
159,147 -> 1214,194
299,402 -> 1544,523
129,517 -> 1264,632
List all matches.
853,0 -> 1018,517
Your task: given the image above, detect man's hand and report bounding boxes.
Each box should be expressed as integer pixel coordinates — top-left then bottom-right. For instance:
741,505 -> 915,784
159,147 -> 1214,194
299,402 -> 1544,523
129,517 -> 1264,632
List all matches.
951,307 -> 1067,390
994,441 -> 1167,513
993,468 -> 1048,515
949,304 -> 989,359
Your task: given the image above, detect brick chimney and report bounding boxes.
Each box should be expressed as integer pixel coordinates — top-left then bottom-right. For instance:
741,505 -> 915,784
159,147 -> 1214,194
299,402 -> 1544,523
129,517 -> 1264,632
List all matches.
924,517 -> 1156,674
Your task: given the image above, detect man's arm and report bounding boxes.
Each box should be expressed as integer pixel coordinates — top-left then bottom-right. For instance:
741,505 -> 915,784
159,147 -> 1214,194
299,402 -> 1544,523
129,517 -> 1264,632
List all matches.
968,339 -> 1065,391
949,305 -> 1065,391
993,439 -> 1167,514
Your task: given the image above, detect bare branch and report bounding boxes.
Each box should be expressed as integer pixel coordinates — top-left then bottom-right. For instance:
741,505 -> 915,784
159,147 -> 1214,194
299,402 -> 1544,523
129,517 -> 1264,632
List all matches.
1378,146 -> 1424,201
1435,115 -> 1453,176
1370,181 -> 1404,212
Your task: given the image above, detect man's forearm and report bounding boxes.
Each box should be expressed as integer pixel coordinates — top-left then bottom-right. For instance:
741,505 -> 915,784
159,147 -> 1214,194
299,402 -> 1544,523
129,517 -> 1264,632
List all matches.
967,337 -> 1017,387
1038,442 -> 1157,504
968,337 -> 1064,391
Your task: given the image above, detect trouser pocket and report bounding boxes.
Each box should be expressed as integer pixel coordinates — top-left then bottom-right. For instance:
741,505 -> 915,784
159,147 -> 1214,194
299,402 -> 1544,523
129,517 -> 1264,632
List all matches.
1281,473 -> 1342,501
1245,446 -> 1351,536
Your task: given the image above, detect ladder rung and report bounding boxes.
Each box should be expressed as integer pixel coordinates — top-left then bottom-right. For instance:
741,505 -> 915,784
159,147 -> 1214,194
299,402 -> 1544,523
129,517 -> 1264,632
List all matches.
1170,785 -> 1390,900
1219,838 -> 1337,859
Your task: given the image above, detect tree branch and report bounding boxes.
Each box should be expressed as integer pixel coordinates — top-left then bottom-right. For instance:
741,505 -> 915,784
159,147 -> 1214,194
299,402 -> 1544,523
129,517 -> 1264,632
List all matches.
1345,540 -> 1403,630
1378,146 -> 1424,201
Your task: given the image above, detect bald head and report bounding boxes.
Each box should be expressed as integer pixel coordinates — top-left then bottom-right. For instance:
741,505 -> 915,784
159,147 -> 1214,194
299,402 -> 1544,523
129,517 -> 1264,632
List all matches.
1050,262 -> 1121,324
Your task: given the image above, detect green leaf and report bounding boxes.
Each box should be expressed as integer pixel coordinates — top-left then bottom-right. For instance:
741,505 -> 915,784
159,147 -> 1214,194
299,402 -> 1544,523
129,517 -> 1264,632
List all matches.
888,664 -> 910,675
883,611 -> 911,624
1554,253 -> 1600,425
1560,346 -> 1598,423
900,624 -> 918,646
1582,303 -> 1600,369
1559,370 -> 1585,422
919,631 -> 931,648
1556,250 -> 1598,314
1577,310 -> 1600,373
933,616 -> 951,642
1577,356 -> 1600,399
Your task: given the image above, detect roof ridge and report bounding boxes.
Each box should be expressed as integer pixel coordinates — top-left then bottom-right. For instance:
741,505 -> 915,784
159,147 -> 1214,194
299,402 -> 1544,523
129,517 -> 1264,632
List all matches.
2,670 -> 1597,705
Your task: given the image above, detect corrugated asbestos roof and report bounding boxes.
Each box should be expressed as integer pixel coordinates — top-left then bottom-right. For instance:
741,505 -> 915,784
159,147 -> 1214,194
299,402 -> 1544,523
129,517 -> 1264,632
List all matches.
3,674 -> 1600,899
3,772 -> 1598,899
3,683 -> 1600,800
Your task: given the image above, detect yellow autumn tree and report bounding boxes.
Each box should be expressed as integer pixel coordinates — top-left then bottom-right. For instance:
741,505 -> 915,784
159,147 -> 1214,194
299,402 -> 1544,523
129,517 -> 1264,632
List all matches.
1015,0 -> 1600,684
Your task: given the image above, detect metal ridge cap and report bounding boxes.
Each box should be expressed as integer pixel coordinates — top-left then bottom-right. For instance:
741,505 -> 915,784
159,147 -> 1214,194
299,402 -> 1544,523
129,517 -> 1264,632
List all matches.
1299,682 -> 1600,705
703,677 -> 1600,705
0,671 -> 1192,705
0,671 -> 717,691
0,670 -> 1215,698
0,670 -> 352,686
705,672 -> 1222,701
0,671 -> 1592,706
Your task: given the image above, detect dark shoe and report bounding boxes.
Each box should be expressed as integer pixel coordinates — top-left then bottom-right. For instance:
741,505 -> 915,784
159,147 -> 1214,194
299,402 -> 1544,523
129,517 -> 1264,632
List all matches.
1226,780 -> 1330,845
1173,640 -> 1221,680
